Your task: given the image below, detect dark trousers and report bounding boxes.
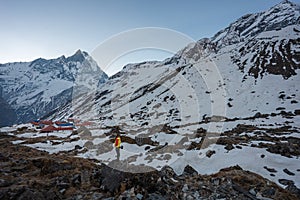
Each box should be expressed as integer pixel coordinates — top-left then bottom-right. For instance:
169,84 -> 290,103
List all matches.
115,147 -> 120,160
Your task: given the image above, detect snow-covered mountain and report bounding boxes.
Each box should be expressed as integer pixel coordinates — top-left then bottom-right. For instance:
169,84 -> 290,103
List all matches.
212,0 -> 300,47
0,50 -> 108,126
211,0 -> 300,79
40,1 -> 300,186
52,0 -> 299,129
1,0 -> 300,192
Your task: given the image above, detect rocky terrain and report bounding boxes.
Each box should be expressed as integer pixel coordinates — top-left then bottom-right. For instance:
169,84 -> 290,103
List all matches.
0,129 -> 299,200
1,106 -> 300,199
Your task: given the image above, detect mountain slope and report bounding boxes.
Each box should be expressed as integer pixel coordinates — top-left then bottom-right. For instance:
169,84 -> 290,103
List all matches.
212,0 -> 300,47
53,1 -> 299,128
211,0 -> 300,79
43,2 -> 300,187
0,50 -> 108,126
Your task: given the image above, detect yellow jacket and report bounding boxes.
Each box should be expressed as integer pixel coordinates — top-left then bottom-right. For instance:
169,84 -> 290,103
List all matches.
114,136 -> 121,148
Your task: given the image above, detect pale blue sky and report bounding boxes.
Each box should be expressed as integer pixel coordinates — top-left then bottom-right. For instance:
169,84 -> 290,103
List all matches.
1,0 -> 299,74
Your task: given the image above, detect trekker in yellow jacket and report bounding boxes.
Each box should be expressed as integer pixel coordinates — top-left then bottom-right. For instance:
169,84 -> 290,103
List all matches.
114,134 -> 121,160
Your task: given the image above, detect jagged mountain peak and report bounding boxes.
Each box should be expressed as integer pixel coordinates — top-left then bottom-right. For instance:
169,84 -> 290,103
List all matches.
66,49 -> 89,63
174,1 -> 300,64
75,49 -> 84,55
27,49 -> 90,67
273,0 -> 299,9
0,49 -> 108,126
27,50 -> 106,78
212,0 -> 300,47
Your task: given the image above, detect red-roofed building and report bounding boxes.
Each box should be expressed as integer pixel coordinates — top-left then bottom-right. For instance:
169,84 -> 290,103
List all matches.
55,121 -> 67,125
40,120 -> 53,125
31,121 -> 40,126
40,125 -> 57,133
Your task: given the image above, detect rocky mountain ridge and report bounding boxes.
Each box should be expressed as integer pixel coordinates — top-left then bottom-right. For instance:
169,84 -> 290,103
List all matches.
0,50 -> 108,126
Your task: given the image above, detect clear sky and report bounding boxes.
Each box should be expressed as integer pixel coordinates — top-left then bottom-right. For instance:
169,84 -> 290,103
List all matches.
1,0 -> 299,74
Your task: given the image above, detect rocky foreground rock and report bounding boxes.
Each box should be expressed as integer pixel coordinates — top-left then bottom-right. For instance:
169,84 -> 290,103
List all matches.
0,133 -> 299,200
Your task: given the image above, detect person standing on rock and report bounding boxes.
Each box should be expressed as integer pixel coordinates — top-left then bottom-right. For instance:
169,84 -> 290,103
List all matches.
114,133 -> 121,160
